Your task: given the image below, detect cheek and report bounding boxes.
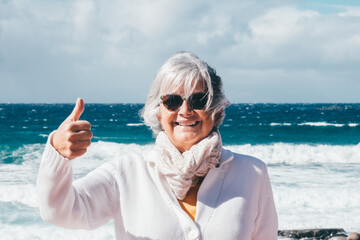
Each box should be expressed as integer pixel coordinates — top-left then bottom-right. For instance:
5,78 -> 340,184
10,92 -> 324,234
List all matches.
158,108 -> 175,130
202,114 -> 215,129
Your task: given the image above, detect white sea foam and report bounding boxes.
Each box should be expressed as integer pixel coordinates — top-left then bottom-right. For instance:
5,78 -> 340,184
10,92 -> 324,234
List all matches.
270,164 -> 360,232
0,184 -> 38,208
298,122 -> 345,127
126,123 -> 144,127
226,143 -> 360,165
270,123 -> 292,126
0,223 -> 115,240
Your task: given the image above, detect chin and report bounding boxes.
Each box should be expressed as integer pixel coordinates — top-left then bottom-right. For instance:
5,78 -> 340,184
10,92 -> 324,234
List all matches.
175,137 -> 202,150
175,133 -> 200,143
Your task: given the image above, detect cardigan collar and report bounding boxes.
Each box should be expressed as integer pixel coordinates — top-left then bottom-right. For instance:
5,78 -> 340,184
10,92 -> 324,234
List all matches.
217,148 -> 234,167
145,147 -> 234,167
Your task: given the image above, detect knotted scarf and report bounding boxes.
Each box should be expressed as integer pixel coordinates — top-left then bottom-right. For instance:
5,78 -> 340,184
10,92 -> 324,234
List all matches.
155,131 -> 222,200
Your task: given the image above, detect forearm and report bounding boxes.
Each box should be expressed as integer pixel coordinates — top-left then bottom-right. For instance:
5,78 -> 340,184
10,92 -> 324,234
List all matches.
37,132 -> 116,229
37,132 -> 86,228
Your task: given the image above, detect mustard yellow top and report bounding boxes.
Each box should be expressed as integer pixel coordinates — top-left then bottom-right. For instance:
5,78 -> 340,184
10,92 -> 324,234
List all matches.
178,184 -> 200,221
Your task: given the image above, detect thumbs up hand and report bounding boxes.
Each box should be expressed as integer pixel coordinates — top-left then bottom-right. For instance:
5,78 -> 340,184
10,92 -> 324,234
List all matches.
52,98 -> 93,160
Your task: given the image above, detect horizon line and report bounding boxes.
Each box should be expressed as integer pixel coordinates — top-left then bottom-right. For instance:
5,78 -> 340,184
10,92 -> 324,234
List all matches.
1,102 -> 360,105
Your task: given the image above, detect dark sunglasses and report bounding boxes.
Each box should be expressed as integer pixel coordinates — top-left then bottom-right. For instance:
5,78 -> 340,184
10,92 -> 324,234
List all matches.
160,92 -> 208,111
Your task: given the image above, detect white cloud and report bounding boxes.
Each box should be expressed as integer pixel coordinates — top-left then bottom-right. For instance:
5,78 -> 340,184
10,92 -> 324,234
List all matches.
0,0 -> 359,103
72,0 -> 97,40
338,6 -> 360,17
249,7 -> 319,44
217,6 -> 360,69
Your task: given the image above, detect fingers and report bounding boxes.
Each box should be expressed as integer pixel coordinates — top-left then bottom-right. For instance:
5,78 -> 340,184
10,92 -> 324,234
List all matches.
69,139 -> 91,151
68,120 -> 91,131
68,130 -> 93,142
68,149 -> 87,160
62,137 -> 92,160
67,139 -> 91,159
68,98 -> 84,122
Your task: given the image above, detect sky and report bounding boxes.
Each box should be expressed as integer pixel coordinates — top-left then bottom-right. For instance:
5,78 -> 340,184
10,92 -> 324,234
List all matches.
0,0 -> 359,103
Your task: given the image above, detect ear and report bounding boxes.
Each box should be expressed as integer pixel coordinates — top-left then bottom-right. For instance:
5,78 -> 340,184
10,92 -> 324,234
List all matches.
215,110 -> 223,121
157,115 -> 164,130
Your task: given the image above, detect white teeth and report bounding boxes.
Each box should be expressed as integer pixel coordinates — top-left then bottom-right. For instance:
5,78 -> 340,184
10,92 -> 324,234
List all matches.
176,121 -> 197,126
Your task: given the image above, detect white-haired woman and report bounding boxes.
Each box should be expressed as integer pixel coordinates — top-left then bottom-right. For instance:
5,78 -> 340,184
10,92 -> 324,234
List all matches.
37,51 -> 278,240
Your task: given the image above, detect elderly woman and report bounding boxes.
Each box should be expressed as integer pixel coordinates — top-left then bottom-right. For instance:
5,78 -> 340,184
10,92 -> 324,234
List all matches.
37,51 -> 278,240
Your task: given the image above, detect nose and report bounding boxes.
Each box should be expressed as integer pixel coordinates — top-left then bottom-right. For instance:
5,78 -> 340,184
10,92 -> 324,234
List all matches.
178,99 -> 193,116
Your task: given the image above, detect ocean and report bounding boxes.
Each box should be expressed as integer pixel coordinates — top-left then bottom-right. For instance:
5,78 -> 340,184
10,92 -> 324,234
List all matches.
0,103 -> 359,239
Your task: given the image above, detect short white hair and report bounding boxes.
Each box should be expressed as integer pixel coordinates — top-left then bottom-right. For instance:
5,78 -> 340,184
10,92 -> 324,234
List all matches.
140,51 -> 230,135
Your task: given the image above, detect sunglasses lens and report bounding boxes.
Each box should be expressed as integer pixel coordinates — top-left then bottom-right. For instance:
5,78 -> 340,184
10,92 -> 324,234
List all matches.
189,93 -> 207,109
162,94 -> 183,111
161,93 -> 208,111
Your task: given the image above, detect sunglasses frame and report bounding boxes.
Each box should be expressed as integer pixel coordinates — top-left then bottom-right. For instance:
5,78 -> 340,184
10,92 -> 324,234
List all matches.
160,92 -> 208,111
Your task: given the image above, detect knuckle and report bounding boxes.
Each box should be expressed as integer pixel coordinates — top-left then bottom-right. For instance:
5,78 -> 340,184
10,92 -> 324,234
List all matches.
68,143 -> 77,151
66,132 -> 74,142
67,134 -> 74,141
84,122 -> 91,130
65,123 -> 73,131
68,151 -> 76,159
65,150 -> 73,159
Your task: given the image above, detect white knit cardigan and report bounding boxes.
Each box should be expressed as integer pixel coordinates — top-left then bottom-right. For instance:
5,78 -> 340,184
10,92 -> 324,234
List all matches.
37,134 -> 278,240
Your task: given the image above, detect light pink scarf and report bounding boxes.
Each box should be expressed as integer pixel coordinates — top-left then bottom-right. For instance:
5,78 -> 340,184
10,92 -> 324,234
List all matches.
155,131 -> 222,200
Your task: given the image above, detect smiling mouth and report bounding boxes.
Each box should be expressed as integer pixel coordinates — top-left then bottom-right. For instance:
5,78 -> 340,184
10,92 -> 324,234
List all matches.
174,121 -> 200,127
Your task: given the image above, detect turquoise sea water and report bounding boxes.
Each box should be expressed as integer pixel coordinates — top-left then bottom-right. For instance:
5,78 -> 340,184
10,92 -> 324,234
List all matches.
0,103 -> 359,239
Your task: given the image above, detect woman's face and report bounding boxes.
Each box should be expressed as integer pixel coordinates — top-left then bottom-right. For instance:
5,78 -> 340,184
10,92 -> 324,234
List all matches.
158,81 -> 215,152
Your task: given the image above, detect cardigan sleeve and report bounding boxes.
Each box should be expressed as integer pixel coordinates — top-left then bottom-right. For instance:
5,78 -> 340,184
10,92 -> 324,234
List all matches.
36,132 -> 119,230
251,166 -> 278,240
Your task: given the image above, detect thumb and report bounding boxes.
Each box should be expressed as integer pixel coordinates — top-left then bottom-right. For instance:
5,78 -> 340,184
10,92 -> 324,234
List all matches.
68,98 -> 84,121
